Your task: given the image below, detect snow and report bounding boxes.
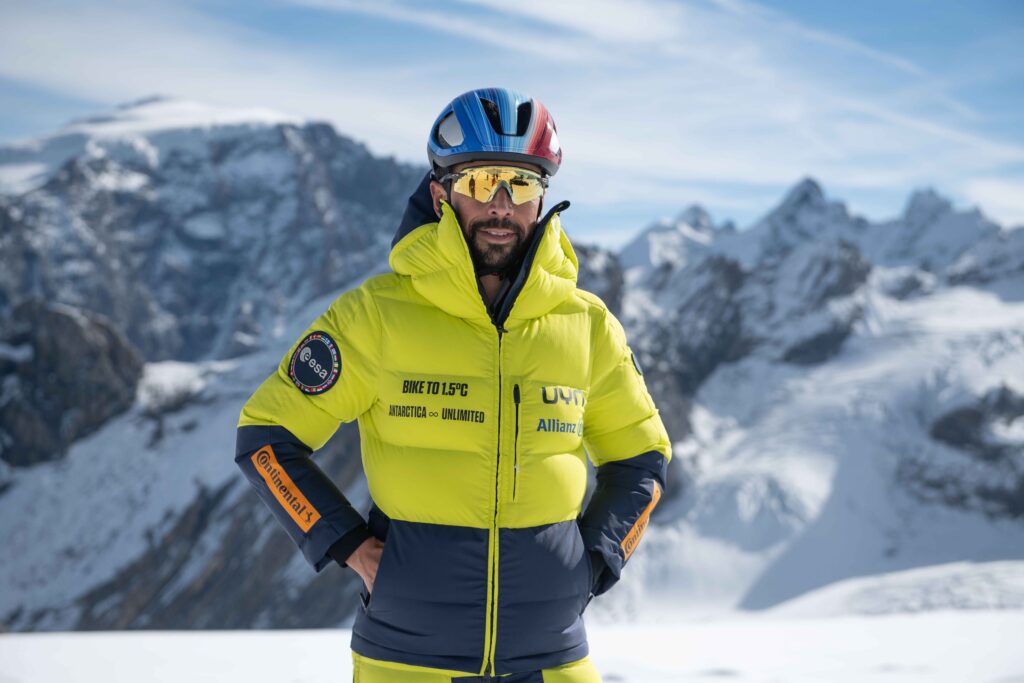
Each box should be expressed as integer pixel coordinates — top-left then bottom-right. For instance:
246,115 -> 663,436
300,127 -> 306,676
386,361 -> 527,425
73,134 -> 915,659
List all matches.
1,611 -> 1022,682
617,209 -> 716,276
89,166 -> 150,194
59,96 -> 299,140
771,561 -> 1024,616
136,361 -> 209,414
0,96 -> 301,196
0,342 -> 33,363
0,372 -> 245,627
0,162 -> 47,193
180,212 -> 226,241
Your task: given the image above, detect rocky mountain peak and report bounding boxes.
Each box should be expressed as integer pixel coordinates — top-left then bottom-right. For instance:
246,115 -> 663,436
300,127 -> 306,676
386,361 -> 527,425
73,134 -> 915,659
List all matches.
0,98 -> 424,363
618,205 -> 721,274
747,177 -> 854,264
675,205 -> 715,233
902,188 -> 954,228
778,176 -> 826,213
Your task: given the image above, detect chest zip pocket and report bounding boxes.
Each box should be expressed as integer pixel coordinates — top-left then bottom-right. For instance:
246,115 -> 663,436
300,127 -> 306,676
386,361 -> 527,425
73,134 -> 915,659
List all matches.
513,383 -> 521,501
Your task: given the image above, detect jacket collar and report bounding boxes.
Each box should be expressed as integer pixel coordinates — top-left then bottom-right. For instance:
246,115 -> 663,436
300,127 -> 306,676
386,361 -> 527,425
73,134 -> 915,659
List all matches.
389,197 -> 578,328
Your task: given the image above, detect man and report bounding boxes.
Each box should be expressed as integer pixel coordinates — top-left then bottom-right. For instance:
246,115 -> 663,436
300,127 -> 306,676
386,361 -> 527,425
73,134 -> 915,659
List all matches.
235,87 -> 672,682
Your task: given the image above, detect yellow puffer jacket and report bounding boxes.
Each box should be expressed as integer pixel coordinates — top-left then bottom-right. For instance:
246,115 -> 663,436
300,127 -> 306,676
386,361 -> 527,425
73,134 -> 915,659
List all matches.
235,185 -> 672,676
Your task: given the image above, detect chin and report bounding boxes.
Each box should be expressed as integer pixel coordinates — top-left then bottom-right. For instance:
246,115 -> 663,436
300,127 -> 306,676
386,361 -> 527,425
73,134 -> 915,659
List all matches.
474,251 -> 513,272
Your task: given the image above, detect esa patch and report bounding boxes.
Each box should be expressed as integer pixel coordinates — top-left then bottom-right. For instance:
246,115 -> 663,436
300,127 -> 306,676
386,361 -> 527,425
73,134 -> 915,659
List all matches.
630,351 -> 644,376
288,331 -> 341,395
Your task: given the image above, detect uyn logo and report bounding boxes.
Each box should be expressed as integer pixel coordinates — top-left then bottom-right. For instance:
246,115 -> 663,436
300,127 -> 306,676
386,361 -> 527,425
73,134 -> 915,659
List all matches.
541,386 -> 586,407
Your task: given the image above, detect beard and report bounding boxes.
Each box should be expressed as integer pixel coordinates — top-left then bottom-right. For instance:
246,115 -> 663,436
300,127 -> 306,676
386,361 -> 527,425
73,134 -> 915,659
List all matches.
466,215 -> 531,275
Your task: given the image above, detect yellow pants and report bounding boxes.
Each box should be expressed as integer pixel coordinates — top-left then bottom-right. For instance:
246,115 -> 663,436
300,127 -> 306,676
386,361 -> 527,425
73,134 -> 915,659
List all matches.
351,650 -> 603,682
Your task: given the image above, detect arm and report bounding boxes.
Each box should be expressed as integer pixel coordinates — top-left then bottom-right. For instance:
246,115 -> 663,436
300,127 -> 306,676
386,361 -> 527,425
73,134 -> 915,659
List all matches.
234,283 -> 381,573
579,306 -> 672,598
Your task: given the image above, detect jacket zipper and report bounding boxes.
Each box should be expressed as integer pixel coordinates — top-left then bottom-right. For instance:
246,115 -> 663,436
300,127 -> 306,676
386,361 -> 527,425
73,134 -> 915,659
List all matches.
478,202 -> 569,676
512,384 -> 521,502
483,322 -> 506,677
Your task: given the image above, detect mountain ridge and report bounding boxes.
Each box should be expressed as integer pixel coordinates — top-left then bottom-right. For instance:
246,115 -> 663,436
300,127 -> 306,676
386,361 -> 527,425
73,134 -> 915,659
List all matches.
1,98 -> 1021,631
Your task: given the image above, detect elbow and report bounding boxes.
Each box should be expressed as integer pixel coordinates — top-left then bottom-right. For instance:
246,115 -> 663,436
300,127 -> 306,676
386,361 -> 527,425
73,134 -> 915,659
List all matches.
235,423 -> 272,467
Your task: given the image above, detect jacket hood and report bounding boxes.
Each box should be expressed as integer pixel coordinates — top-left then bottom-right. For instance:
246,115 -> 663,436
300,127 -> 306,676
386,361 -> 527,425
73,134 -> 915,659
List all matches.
389,172 -> 578,326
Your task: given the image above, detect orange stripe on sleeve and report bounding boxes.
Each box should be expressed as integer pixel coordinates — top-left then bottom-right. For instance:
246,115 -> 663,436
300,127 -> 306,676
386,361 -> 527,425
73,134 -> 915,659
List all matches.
251,444 -> 322,533
620,482 -> 662,561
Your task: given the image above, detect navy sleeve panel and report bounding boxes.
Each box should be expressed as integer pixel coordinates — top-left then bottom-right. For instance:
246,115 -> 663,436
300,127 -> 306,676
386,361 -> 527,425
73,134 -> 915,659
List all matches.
578,449 -> 668,597
235,424 -> 370,573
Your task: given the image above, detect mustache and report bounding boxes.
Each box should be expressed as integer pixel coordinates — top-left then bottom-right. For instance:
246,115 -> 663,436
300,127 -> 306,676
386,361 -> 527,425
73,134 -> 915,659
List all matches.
471,216 -> 524,234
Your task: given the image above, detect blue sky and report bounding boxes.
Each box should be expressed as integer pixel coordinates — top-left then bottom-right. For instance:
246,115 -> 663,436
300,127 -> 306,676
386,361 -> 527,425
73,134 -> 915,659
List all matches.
1,0 -> 1021,247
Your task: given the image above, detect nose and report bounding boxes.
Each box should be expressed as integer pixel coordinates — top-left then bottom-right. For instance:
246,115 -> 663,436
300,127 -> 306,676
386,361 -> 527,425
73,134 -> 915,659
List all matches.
487,185 -> 515,217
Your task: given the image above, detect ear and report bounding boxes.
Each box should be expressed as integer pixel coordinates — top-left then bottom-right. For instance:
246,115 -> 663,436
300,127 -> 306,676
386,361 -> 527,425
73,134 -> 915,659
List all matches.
429,180 -> 448,219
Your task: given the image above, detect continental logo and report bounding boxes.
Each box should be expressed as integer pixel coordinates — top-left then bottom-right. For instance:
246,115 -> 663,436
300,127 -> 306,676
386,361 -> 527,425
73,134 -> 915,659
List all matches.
620,482 -> 662,561
251,444 -> 321,532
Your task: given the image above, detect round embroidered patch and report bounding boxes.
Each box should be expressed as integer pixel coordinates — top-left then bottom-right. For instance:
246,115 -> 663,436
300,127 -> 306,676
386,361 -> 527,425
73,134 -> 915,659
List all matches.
288,331 -> 341,395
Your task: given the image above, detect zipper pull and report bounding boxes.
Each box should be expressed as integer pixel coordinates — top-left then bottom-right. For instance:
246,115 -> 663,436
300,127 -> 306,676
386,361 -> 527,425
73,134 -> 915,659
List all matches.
513,384 -> 520,404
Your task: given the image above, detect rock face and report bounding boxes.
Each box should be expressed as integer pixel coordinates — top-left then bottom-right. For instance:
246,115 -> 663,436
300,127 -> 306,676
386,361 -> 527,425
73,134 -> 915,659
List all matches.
900,384 -> 1024,519
0,97 -> 423,363
574,242 -> 624,316
71,423 -> 366,631
0,300 -> 144,467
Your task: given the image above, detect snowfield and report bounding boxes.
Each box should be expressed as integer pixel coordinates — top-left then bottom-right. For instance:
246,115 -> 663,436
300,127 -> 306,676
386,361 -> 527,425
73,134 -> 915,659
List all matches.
2,609 -> 1022,682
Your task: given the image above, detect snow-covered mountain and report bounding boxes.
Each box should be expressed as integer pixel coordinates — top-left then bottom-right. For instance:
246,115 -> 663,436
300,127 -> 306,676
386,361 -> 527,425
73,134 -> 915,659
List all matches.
617,205 -> 734,277
1,100 -> 1022,632
0,96 -> 423,363
619,177 -> 1024,617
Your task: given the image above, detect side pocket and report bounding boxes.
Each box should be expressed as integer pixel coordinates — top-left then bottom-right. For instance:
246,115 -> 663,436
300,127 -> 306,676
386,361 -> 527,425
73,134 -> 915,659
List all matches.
575,520 -> 596,615
586,548 -> 595,591
363,536 -> 393,614
361,505 -> 391,614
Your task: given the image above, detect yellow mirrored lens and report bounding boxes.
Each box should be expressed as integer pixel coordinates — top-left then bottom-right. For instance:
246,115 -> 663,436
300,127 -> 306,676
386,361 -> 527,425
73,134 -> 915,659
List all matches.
450,166 -> 545,205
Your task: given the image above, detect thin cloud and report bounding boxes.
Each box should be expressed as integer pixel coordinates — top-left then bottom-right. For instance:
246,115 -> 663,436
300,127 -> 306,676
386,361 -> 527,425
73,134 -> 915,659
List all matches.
963,177 -> 1024,228
0,1 -> 440,153
289,0 -> 609,62
0,0 -> 1020,232
705,0 -> 927,77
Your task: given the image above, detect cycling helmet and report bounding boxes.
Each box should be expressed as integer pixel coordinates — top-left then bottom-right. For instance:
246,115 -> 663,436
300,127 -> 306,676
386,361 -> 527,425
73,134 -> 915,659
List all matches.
428,87 -> 562,178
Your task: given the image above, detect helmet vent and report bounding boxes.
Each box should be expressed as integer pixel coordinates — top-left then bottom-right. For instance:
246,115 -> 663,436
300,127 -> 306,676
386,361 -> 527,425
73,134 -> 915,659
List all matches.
516,102 -> 532,136
479,97 -> 508,136
435,112 -> 464,148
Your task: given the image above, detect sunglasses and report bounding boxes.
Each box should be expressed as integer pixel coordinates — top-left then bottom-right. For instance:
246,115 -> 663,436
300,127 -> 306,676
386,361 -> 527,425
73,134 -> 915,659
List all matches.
439,165 -> 548,205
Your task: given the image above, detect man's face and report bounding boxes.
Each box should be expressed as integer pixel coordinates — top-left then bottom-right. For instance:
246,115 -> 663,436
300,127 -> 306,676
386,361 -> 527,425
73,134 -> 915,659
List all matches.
429,161 -> 545,274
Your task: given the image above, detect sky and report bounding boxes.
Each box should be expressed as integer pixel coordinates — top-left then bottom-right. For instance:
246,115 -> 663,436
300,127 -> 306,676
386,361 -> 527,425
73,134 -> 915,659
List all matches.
1,0 -> 1022,248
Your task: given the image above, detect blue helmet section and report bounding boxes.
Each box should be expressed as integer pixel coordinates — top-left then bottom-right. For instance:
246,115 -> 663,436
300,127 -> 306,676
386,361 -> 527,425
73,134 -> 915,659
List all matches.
428,87 -> 562,177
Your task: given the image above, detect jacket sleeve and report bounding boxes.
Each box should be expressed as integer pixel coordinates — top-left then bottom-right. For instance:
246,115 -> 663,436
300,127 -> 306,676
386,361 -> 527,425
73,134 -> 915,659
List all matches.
579,305 -> 672,598
234,283 -> 381,573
